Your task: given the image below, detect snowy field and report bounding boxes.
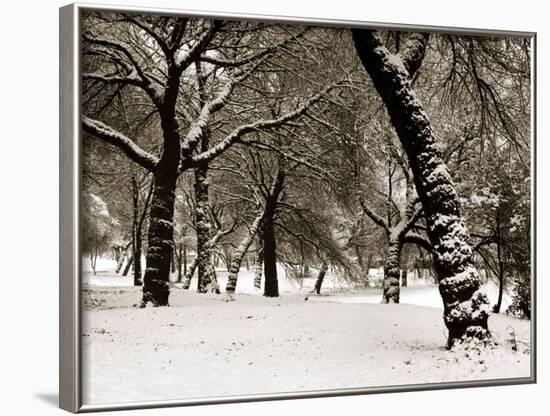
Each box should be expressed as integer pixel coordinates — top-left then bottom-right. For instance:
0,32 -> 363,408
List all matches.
81,257 -> 530,406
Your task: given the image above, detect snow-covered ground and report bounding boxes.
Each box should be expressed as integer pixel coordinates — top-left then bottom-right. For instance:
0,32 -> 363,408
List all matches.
81,259 -> 531,407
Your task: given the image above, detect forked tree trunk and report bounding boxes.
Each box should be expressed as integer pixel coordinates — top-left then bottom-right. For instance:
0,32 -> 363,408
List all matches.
226,213 -> 264,294
353,30 -> 489,348
382,238 -> 401,303
313,262 -> 328,294
115,242 -> 130,274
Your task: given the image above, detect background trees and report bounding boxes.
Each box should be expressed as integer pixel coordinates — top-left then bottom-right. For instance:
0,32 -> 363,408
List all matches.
81,12 -> 531,348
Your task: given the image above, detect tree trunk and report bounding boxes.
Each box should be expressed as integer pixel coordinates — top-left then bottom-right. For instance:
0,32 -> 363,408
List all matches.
122,255 -> 134,276
194,163 -> 218,293
313,262 -> 328,294
176,242 -> 184,282
493,217 -> 505,313
181,255 -> 198,290
401,269 -> 408,287
133,236 -> 142,286
140,170 -> 177,307
261,164 -> 286,298
115,243 -> 130,274
263,211 -> 278,297
226,213 -> 264,294
254,236 -> 264,289
353,30 -> 489,348
382,238 -> 401,303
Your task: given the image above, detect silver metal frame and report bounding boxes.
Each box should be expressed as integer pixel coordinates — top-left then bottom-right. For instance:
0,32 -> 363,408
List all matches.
59,2 -> 537,413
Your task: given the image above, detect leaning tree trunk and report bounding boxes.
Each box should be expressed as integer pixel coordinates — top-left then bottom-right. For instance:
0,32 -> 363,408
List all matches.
140,168 -> 178,307
382,238 -> 402,303
181,256 -> 199,289
194,163 -> 218,293
115,241 -> 130,274
313,262 -> 328,295
253,235 -> 264,289
353,30 -> 489,348
226,212 -> 264,294
122,255 -> 133,276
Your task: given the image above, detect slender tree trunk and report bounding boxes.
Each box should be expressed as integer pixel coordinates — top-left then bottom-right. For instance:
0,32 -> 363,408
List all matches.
176,242 -> 184,282
402,269 -> 408,287
226,213 -> 264,294
133,235 -> 142,286
183,244 -> 187,275
353,30 -> 489,348
182,256 -> 199,289
493,217 -> 505,313
140,169 -> 177,306
90,252 -> 97,275
122,255 -> 134,276
194,163 -> 218,293
382,238 -> 401,303
115,243 -> 130,273
313,262 -> 328,294
254,235 -> 264,290
263,211 -> 278,297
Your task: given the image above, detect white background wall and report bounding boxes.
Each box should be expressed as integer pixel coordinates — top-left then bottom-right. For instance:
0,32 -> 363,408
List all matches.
0,0 -> 547,414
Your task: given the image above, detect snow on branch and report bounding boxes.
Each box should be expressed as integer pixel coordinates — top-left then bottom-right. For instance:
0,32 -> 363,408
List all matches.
191,79 -> 346,164
83,34 -> 163,108
359,199 -> 389,232
82,116 -> 159,171
198,28 -> 309,68
176,20 -> 222,72
399,33 -> 430,77
402,232 -> 433,252
180,58 -> 267,158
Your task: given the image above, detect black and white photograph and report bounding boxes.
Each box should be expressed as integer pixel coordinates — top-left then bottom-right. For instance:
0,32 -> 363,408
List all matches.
54,1 -> 538,411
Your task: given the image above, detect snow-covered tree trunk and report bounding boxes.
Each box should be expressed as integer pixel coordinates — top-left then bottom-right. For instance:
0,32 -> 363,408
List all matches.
352,29 -> 490,348
181,256 -> 198,290
254,236 -> 264,289
115,244 -> 128,273
226,213 -> 265,294
313,262 -> 328,294
194,163 -> 218,293
140,169 -> 178,306
382,238 -> 401,303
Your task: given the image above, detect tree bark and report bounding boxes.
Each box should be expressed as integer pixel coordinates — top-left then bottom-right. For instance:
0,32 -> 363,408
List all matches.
226,213 -> 264,294
140,169 -> 178,306
382,238 -> 401,303
493,217 -> 505,313
194,163 -> 218,293
263,211 -> 278,297
181,256 -> 199,289
353,30 -> 490,348
262,164 -> 286,297
254,235 -> 264,289
313,262 -> 328,295
122,255 -> 134,276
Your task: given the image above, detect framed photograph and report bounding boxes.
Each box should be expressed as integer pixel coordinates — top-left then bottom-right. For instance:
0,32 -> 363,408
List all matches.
59,2 -> 536,412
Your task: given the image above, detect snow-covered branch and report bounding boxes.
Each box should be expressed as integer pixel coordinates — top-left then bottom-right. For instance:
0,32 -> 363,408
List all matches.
399,33 -> 430,77
176,20 -> 222,72
359,199 -> 389,232
83,35 -> 163,108
82,116 -> 159,171
191,80 -> 345,165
